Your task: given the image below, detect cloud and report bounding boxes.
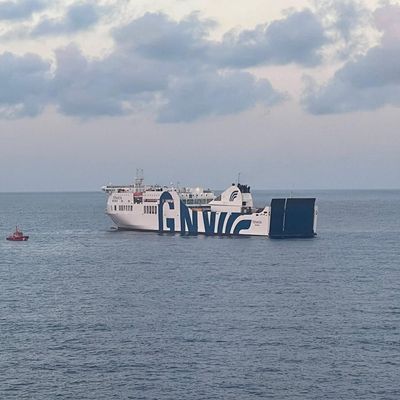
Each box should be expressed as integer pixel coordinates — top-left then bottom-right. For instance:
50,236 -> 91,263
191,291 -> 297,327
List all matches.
114,10 -> 329,68
215,9 -> 329,67
113,12 -> 214,63
314,0 -> 368,42
31,3 -> 102,36
47,11 -> 291,122
158,70 -> 285,123
51,44 -> 170,117
0,52 -> 50,118
0,0 -> 45,21
50,43 -> 284,122
313,0 -> 372,59
302,4 -> 400,114
0,6 -> 364,122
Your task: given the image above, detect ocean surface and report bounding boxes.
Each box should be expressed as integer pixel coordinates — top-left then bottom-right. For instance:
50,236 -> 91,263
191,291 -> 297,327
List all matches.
0,190 -> 399,399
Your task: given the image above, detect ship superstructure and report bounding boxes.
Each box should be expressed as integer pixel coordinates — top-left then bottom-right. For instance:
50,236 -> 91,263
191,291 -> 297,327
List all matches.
103,175 -> 317,238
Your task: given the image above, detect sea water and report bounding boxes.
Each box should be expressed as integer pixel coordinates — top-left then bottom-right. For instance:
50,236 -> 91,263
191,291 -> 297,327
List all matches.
0,190 -> 399,399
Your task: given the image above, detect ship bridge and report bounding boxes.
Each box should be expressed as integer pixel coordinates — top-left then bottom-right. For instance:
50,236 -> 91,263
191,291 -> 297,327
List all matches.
209,184 -> 254,214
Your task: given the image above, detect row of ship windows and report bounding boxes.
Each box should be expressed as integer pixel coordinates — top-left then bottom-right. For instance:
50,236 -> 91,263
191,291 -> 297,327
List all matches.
144,205 -> 157,214
113,204 -> 158,214
115,205 -> 133,211
182,198 -> 209,205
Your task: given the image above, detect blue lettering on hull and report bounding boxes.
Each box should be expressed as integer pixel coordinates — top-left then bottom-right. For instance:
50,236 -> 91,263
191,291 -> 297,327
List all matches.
158,193 -> 252,235
180,202 -> 198,234
158,192 -> 175,232
202,211 -> 217,235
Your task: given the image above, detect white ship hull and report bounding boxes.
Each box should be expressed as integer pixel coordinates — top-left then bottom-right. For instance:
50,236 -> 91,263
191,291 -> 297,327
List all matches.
105,184 -> 317,238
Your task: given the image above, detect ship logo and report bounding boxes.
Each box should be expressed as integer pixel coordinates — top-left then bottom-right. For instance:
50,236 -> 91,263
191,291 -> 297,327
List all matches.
229,190 -> 239,202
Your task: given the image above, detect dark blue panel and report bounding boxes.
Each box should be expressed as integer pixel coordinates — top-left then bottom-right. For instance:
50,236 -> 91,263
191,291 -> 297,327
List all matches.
284,198 -> 316,237
269,198 -> 316,238
269,198 -> 285,237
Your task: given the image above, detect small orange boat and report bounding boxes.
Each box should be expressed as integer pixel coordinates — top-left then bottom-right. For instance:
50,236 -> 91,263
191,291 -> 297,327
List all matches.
6,227 -> 29,241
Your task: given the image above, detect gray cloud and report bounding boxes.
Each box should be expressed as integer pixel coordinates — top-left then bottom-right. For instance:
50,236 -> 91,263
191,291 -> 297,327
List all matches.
50,42 -> 284,122
0,52 -> 50,118
51,44 -> 170,117
215,9 -> 329,67
158,70 -> 285,123
0,5 -> 366,122
114,10 -> 329,68
31,3 -> 101,36
47,10 -> 294,122
314,0 -> 368,42
0,0 -> 45,21
313,0 -> 371,59
303,5 -> 400,114
113,12 -> 213,63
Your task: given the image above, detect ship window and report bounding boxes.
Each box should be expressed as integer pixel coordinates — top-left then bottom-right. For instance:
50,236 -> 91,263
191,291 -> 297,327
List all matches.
145,205 -> 156,214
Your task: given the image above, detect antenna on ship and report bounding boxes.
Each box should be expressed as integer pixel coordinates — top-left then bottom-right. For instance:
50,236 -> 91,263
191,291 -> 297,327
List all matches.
237,172 -> 241,185
135,168 -> 144,190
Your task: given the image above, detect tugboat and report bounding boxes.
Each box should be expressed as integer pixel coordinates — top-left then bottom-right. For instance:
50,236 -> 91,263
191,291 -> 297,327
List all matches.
6,227 -> 29,241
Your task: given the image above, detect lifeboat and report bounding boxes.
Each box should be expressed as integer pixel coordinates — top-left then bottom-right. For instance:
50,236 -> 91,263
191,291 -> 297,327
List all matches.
6,227 -> 29,241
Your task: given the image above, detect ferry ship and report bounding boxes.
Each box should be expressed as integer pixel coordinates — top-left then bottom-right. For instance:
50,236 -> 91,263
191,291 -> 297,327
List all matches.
102,174 -> 317,238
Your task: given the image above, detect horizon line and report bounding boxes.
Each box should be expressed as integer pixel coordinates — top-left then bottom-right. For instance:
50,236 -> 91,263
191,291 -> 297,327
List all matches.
1,188 -> 400,194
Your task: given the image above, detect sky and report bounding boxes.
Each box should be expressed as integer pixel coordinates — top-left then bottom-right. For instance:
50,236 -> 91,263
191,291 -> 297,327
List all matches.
0,0 -> 399,191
